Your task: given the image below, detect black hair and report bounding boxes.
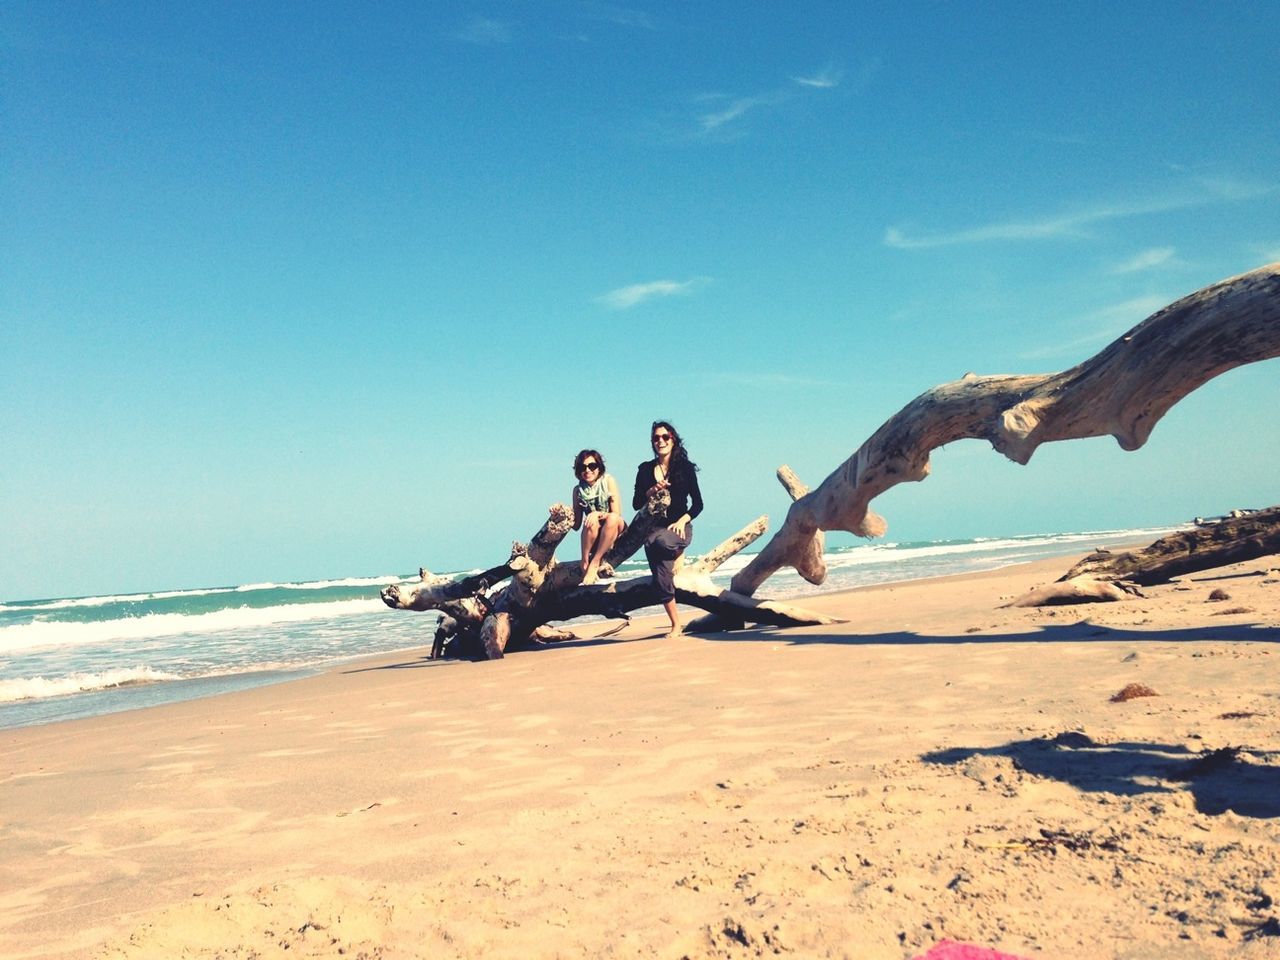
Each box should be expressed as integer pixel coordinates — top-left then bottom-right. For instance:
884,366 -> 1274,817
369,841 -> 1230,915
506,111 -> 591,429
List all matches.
573,448 -> 606,478
650,420 -> 698,471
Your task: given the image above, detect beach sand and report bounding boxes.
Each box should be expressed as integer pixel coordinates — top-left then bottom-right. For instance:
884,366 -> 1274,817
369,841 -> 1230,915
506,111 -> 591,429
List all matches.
3,553 -> 1280,959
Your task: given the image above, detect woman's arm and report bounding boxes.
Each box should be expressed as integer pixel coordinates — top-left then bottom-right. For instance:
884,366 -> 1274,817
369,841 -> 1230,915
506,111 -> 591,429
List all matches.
632,463 -> 648,511
606,474 -> 622,515
686,463 -> 704,520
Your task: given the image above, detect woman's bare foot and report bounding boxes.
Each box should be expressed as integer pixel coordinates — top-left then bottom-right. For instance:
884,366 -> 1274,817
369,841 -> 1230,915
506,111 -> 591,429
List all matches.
582,565 -> 599,586
663,626 -> 683,640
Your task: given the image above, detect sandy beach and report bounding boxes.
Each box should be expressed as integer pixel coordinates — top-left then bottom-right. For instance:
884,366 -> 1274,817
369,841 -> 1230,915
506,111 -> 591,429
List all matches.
3,553 -> 1280,959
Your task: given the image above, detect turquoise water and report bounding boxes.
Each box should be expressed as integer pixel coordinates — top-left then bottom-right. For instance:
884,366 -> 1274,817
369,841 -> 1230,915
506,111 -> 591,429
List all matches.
0,526 -> 1175,730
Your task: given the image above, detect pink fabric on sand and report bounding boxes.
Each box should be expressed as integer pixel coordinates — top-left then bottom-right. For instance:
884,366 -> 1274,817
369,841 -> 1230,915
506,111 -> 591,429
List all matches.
913,941 -> 1033,960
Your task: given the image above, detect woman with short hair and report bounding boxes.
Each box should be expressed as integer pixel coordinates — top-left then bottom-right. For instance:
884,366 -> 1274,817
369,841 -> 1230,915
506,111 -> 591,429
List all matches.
572,448 -> 625,586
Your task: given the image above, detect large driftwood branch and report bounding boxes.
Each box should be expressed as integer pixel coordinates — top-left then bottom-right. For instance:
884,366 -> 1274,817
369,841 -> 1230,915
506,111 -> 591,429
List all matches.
732,262 -> 1280,596
382,505 -> 834,661
538,556 -> 841,632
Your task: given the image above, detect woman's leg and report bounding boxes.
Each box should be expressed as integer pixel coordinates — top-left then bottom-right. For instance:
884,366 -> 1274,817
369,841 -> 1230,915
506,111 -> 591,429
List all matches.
580,513 -> 602,573
661,598 -> 681,637
583,514 -> 625,585
644,525 -> 692,636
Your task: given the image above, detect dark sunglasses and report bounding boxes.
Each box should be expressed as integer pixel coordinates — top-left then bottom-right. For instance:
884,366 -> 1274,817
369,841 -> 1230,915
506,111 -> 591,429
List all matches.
651,433 -> 672,442
579,461 -> 601,472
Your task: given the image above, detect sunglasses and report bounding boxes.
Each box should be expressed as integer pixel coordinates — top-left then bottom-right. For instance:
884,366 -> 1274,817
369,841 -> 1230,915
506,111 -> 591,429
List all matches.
651,433 -> 672,442
579,461 -> 601,472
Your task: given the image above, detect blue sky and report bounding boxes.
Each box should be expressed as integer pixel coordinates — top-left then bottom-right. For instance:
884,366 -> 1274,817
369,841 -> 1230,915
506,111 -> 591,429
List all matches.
3,1 -> 1278,601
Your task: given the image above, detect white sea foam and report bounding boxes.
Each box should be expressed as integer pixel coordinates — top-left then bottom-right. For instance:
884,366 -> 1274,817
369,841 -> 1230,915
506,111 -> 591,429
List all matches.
703,526 -> 1177,577
2,575 -> 418,611
232,574 -> 415,592
0,666 -> 181,704
280,575 -> 417,590
0,598 -> 387,655
0,586 -> 242,612
293,576 -> 407,591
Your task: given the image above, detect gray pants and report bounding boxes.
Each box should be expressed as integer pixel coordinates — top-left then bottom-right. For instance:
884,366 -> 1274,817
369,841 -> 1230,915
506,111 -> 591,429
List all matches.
644,524 -> 692,601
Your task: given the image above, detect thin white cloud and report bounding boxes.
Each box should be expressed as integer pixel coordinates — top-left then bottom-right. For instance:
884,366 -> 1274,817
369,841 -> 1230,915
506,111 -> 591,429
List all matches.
1020,294 -> 1172,361
700,95 -> 777,132
596,278 -> 703,310
886,200 -> 1180,249
694,64 -> 840,138
454,17 -> 515,45
886,180 -> 1277,250
792,66 -> 842,89
1110,247 -> 1177,274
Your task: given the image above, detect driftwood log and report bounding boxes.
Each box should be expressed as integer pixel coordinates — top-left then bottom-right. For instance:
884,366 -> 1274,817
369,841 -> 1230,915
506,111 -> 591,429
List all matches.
731,262 -> 1280,597
1058,506 -> 1280,585
1005,506 -> 1280,606
1003,577 -> 1146,608
382,496 -> 839,660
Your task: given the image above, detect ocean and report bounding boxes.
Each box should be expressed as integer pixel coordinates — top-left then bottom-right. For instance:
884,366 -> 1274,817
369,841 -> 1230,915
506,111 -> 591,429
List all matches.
0,525 -> 1175,730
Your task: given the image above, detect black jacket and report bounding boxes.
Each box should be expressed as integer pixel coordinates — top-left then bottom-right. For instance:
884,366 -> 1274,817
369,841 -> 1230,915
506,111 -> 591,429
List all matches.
632,458 -> 703,521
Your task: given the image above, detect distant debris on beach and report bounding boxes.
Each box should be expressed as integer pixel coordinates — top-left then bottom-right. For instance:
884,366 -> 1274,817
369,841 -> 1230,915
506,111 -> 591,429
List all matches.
1193,507 -> 1259,526
1111,682 -> 1159,703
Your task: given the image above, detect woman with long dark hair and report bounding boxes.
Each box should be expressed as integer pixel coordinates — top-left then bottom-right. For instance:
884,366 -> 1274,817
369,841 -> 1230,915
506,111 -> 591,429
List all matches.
632,420 -> 703,638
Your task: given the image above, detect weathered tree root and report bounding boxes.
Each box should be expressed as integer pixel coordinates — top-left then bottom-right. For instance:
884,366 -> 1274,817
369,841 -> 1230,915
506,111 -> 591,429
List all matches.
732,263 -> 1280,597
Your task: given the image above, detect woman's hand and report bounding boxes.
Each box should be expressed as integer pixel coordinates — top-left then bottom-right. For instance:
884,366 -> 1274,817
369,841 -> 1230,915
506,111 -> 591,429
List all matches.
667,515 -> 689,537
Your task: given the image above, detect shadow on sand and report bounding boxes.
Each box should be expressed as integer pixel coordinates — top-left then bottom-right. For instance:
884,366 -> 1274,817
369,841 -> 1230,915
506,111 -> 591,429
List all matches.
348,620 -> 1278,674
341,630 -> 637,674
923,731 -> 1280,819
700,620 -> 1280,648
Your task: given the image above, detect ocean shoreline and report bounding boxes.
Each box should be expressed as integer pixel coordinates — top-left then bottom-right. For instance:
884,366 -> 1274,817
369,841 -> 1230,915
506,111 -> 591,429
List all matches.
0,528 -> 1178,732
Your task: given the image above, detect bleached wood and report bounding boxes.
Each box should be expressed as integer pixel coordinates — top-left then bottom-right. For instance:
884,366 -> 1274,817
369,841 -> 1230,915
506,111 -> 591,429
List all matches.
531,624 -> 576,642
776,466 -> 810,500
687,515 -> 768,575
1057,505 -> 1280,586
479,611 -> 513,660
546,569 -> 840,631
732,263 -> 1280,596
478,507 -> 575,659
1002,576 -> 1144,608
382,507 -> 572,612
